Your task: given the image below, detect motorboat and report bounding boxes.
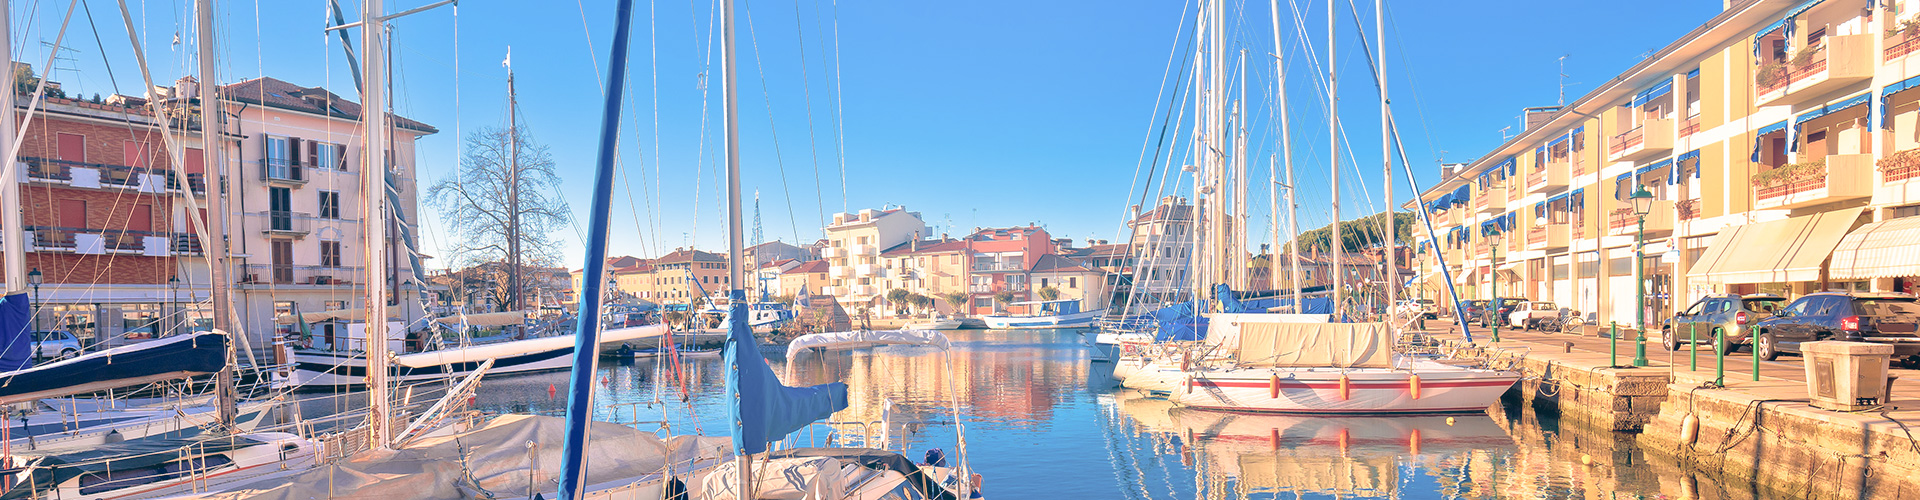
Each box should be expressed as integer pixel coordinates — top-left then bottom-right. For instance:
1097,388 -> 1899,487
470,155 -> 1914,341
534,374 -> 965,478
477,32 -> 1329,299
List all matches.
981,300 -> 1106,330
285,321 -> 667,387
904,318 -> 965,330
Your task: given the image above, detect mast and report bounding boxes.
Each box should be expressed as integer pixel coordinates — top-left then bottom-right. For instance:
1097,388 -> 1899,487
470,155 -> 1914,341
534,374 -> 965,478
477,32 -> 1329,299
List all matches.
1187,0 -> 1206,305
1234,50 -> 1247,291
507,56 -> 522,314
720,0 -> 757,495
1378,0 -> 1394,322
360,0 -> 392,449
558,0 -> 636,496
1,0 -> 19,293
1327,0 -> 1343,316
1268,0 -> 1304,312
194,0 -> 238,427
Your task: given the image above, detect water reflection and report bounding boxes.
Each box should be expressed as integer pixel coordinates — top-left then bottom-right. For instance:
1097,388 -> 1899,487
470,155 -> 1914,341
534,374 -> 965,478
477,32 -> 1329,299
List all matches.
455,329 -> 1791,499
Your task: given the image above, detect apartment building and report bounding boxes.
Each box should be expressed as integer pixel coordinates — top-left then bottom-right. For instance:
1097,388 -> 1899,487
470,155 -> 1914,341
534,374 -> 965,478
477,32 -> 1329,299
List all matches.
1412,0 -> 1920,330
819,207 -> 927,305
964,225 -> 1058,314
1028,254 -> 1110,313
780,260 -> 830,299
646,248 -> 729,304
876,237 -> 968,313
13,94 -> 209,348
1122,196 -> 1196,307
222,77 -> 436,344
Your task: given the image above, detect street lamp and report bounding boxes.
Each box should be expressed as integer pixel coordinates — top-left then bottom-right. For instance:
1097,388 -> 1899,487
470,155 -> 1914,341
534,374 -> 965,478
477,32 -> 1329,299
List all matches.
26,268 -> 43,333
1488,230 -> 1503,343
168,276 -> 181,337
1630,185 -> 1655,367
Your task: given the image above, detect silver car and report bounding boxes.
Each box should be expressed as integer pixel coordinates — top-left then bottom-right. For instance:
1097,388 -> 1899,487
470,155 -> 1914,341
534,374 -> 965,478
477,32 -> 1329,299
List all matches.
30,330 -> 81,360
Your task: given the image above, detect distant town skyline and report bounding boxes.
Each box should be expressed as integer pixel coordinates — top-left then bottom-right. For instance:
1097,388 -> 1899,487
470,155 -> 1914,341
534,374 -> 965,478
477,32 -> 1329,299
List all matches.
10,0 -> 1719,269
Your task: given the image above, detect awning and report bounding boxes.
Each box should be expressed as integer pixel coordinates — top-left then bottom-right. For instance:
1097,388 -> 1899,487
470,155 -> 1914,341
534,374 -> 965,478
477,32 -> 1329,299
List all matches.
433,311 -> 529,327
1687,207 -> 1864,284
1830,216 -> 1920,280
1631,79 -> 1673,108
275,308 -> 401,325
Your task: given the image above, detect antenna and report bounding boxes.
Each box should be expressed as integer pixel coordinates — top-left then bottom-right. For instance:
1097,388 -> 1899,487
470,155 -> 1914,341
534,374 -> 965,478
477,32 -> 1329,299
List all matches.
1558,54 -> 1569,106
37,39 -> 80,91
751,189 -> 764,249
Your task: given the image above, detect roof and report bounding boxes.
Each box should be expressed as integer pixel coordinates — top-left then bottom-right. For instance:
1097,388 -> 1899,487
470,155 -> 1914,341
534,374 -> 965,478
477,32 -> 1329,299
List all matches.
759,258 -> 797,270
653,248 -> 725,264
611,264 -> 652,275
1029,254 -> 1096,274
1068,243 -> 1129,258
879,238 -> 967,256
1130,203 -> 1194,225
784,260 -> 829,274
222,77 -> 438,133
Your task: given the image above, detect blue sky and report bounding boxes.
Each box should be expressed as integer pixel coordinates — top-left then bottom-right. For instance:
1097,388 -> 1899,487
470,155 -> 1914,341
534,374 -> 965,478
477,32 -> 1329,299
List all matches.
16,0 -> 1722,269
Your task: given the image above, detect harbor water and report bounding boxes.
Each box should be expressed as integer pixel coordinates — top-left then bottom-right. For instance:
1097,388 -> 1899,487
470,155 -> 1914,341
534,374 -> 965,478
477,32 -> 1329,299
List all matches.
458,329 -> 1787,499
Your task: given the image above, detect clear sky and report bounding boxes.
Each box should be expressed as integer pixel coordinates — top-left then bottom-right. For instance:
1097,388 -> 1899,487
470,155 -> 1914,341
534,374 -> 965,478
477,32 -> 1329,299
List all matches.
15,0 -> 1723,270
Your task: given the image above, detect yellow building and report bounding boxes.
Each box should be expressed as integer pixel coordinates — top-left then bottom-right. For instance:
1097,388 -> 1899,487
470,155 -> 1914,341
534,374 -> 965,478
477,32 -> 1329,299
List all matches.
1028,254 -> 1112,313
780,260 -> 830,298
1412,0 -> 1920,332
648,248 -> 730,303
820,207 -> 928,306
878,237 -> 970,314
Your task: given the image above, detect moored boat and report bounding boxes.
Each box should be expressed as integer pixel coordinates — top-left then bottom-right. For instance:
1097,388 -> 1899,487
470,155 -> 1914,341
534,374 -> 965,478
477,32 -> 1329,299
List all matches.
981,300 -> 1106,330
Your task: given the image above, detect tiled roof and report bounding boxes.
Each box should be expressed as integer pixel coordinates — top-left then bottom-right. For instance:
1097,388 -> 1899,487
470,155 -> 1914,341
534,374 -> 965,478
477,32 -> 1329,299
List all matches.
1131,204 -> 1194,225
222,77 -> 437,133
1068,244 -> 1129,258
880,238 -> 967,256
653,248 -> 726,264
784,260 -> 830,274
1029,254 -> 1096,274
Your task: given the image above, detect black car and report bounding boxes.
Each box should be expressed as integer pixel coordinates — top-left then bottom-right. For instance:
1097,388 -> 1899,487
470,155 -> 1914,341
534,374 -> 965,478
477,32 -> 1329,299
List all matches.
1750,292 -> 1920,361
1660,293 -> 1789,354
1459,298 -> 1523,326
1459,300 -> 1489,324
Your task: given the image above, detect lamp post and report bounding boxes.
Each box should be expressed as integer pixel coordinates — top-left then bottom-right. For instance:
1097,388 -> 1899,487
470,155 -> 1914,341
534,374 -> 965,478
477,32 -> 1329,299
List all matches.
1630,186 -> 1655,367
1489,230 -> 1502,343
26,268 -> 43,333
168,276 -> 181,337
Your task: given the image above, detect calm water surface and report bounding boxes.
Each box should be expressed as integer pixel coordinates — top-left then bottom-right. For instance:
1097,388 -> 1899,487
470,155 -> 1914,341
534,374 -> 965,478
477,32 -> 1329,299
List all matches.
466,329 -> 1776,499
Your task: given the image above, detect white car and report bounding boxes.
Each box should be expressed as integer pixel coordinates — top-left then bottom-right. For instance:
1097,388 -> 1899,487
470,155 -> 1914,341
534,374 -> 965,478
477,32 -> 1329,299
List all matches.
30,330 -> 81,360
1508,301 -> 1560,330
1394,299 -> 1438,319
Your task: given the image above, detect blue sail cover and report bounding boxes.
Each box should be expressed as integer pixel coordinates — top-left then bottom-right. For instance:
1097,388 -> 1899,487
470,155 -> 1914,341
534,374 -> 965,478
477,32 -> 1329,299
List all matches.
0,293 -> 29,372
725,290 -> 847,455
1152,302 -> 1206,342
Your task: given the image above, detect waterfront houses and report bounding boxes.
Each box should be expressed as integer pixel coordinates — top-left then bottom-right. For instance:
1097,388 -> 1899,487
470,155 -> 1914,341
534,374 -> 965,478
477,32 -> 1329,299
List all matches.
1412,0 -> 1920,330
820,206 -> 927,305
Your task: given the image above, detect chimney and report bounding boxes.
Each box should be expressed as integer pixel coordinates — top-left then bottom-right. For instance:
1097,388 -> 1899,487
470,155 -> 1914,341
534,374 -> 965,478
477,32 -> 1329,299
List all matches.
1522,106 -> 1561,131
911,231 -> 920,252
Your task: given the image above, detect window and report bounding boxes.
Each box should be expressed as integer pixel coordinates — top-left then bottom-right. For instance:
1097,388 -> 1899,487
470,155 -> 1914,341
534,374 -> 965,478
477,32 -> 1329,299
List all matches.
315,143 -> 345,171
123,141 -> 152,168
318,191 -> 341,219
323,300 -> 347,310
1039,278 -> 1049,288
320,241 -> 342,267
1069,277 -> 1078,289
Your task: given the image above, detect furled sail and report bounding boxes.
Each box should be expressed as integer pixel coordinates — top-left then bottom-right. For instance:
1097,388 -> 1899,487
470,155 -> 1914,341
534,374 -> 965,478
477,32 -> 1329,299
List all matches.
0,293 -> 31,372
725,290 -> 848,455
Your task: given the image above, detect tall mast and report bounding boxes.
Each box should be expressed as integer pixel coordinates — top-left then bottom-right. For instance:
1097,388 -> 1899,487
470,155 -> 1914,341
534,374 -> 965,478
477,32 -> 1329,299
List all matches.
1234,50 -> 1247,291
1,0 -> 20,292
720,0 -> 756,495
1188,0 -> 1206,305
359,0 -> 391,449
507,56 -> 521,314
558,0 -> 636,496
194,0 -> 237,427
1268,0 -> 1304,311
1327,0 -> 1343,315
1378,0 -> 1395,323
1210,0 -> 1225,291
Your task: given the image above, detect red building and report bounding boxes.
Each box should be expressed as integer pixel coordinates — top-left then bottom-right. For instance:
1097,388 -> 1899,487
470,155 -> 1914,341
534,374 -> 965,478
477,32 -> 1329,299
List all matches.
964,225 -> 1057,315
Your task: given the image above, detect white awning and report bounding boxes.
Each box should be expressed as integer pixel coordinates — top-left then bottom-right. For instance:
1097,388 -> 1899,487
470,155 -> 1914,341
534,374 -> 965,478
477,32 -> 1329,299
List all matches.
433,311 -> 529,327
1831,216 -> 1920,280
1687,207 -> 1863,284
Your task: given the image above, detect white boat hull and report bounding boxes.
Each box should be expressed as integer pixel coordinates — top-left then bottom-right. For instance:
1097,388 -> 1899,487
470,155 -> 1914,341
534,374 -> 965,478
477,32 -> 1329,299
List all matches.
981,309 -> 1106,330
1172,363 -> 1520,414
289,324 -> 668,387
1089,331 -> 1151,363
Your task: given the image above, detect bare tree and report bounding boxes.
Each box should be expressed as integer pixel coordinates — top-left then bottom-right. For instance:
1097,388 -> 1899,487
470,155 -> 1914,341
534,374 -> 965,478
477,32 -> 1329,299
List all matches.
426,127 -> 570,311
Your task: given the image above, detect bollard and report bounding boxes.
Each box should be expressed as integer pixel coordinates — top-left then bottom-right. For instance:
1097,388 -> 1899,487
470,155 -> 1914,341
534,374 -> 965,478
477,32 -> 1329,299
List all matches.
1751,325 -> 1760,382
1610,321 -> 1619,367
1689,323 -> 1698,371
1714,326 -> 1725,387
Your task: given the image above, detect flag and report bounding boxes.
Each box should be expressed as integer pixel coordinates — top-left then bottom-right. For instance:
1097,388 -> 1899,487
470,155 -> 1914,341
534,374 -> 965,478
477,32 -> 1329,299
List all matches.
502,47 -> 511,68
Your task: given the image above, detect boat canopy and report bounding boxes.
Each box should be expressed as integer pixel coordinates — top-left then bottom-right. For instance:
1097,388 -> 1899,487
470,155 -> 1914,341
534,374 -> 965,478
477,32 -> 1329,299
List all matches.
1229,321 -> 1391,368
275,308 -> 399,325
0,434 -> 271,499
431,311 -> 528,327
785,329 -> 949,359
0,331 -> 229,405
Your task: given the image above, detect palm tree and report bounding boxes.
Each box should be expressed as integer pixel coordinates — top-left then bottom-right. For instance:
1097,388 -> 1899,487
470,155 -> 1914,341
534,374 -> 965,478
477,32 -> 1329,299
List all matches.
886,288 -> 911,317
939,292 -> 969,318
1038,286 -> 1061,302
992,290 -> 1016,313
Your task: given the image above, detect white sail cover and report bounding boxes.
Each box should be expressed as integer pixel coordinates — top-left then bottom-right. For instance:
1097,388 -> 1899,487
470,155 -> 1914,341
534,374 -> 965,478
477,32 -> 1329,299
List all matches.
431,311 -> 528,327
784,329 -> 950,358
1232,322 -> 1391,368
190,414 -> 730,499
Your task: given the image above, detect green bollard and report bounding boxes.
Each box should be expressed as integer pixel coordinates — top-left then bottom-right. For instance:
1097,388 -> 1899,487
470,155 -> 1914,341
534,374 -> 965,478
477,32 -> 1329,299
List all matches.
1689,323 -> 1697,371
1751,325 -> 1760,382
1610,321 -> 1619,367
1714,326 -> 1725,387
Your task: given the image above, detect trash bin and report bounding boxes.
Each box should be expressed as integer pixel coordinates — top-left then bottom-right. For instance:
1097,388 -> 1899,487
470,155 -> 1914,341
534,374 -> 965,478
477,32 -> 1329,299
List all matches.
1801,341 -> 1894,411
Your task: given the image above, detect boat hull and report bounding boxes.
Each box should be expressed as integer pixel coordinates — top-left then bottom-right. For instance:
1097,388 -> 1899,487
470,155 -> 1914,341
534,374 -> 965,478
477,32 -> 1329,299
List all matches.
289,325 -> 668,387
981,309 -> 1106,330
1172,366 -> 1520,415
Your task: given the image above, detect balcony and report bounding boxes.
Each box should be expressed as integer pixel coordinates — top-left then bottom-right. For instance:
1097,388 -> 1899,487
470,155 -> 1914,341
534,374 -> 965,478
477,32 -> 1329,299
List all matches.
855,263 -> 884,277
850,244 -> 877,256
829,265 -> 852,278
22,157 -> 73,182
1004,282 -> 1029,292
1753,154 -> 1873,210
971,261 -> 1025,273
173,233 -> 203,254
851,284 -> 878,296
1676,199 -> 1703,221
24,227 -> 172,255
821,286 -> 840,296
1607,201 -> 1675,237
238,264 -> 362,286
260,160 -> 306,187
1889,32 -> 1920,61
968,284 -> 994,293
1571,153 -> 1589,177
1526,224 -> 1569,250
1607,118 -> 1673,163
257,211 -> 312,238
820,246 -> 845,259
1755,35 -> 1873,107
1677,114 -> 1700,138
1524,165 -> 1568,195
1474,187 -> 1506,214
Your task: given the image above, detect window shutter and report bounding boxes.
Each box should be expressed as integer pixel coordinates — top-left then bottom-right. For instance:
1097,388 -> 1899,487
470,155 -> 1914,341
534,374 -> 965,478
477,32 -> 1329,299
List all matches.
288,137 -> 303,167
306,141 -> 320,168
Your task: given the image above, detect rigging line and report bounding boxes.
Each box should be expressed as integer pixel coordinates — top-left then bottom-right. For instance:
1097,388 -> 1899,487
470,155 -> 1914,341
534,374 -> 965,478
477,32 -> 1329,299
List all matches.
576,0 -> 601,93
689,0 -> 721,250
827,0 -> 846,214
739,0 -> 802,252
789,0 -> 822,237
1116,0 -> 1196,317
1383,2 -> 1441,163
647,0 -> 663,256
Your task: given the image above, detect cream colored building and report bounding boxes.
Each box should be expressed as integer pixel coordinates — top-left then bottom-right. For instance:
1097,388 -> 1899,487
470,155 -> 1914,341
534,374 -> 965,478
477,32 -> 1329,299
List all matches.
1029,254 -> 1111,313
819,207 -> 927,306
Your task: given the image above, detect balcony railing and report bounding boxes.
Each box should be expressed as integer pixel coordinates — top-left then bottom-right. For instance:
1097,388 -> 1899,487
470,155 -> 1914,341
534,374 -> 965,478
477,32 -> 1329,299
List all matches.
1888,32 -> 1920,61
256,211 -> 313,237
260,160 -> 306,186
1608,119 -> 1674,162
1571,153 -> 1588,176
1756,63 -> 1790,96
1753,154 -> 1873,210
173,234 -> 203,254
239,264 -> 362,286
99,164 -> 145,188
1757,35 -> 1871,107
1609,126 -> 1644,156
1678,115 -> 1700,137
27,227 -> 77,249
1607,201 -> 1675,237
22,157 -> 74,181
969,284 -> 994,293
1677,199 -> 1702,221
972,262 -> 1025,272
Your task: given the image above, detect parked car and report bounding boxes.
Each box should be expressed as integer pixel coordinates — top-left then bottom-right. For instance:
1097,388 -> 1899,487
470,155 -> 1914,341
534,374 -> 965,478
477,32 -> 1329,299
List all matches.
1394,299 -> 1437,319
1660,293 -> 1787,354
29,330 -> 80,360
1459,300 -> 1490,325
1750,292 -> 1920,362
1484,298 -> 1524,327
1508,301 -> 1560,330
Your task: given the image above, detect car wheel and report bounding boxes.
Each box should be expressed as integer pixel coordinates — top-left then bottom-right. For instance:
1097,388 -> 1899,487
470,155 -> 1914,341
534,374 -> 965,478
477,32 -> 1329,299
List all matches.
1711,328 -> 1731,356
1755,330 -> 1779,361
1661,328 -> 1678,351
57,348 -> 77,360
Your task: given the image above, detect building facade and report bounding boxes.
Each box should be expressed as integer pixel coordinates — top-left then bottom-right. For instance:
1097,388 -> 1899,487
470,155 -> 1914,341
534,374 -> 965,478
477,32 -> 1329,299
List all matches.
1412,0 -> 1920,330
819,207 -> 927,305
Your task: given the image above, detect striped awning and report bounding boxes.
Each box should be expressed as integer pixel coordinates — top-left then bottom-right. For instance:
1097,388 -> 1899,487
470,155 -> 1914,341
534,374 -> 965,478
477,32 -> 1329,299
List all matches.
1687,207 -> 1863,284
1831,216 -> 1920,280
1631,80 -> 1674,108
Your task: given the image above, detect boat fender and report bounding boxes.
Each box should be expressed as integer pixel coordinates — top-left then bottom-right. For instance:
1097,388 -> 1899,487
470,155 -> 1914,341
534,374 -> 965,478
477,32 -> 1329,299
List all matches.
970,473 -> 985,499
1269,374 -> 1281,399
1184,375 -> 1193,395
1180,351 -> 1192,372
1409,428 -> 1421,455
1408,374 -> 1421,400
1338,375 -> 1351,401
1680,413 -> 1700,446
